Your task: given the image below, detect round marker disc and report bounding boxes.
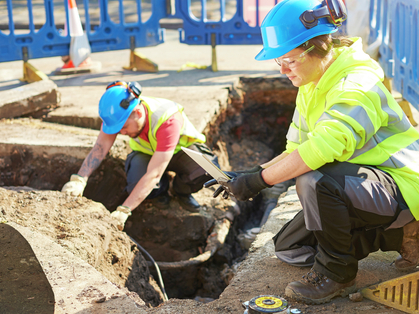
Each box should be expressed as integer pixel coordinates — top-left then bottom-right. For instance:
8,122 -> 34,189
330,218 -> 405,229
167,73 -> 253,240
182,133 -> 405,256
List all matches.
248,295 -> 288,313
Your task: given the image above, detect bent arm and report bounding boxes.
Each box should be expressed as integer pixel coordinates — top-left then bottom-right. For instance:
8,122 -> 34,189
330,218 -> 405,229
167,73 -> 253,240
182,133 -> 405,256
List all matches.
78,128 -> 117,179
122,150 -> 174,210
261,152 -> 289,169
261,149 -> 311,185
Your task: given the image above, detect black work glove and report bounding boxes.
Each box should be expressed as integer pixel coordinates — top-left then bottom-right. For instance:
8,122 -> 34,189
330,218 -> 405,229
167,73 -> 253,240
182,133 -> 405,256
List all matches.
204,167 -> 272,201
204,165 -> 263,199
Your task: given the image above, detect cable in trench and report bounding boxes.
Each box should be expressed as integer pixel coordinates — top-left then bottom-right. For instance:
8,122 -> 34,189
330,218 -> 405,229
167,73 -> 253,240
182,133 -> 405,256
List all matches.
129,217 -> 232,301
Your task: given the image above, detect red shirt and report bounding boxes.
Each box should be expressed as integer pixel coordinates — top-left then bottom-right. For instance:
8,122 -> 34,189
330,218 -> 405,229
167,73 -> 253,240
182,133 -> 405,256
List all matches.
139,109 -> 184,152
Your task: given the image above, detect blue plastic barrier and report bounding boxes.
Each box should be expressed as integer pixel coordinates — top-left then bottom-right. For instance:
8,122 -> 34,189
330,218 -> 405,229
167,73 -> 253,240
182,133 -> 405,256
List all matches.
172,0 -> 276,46
0,0 -> 70,62
0,0 -> 166,62
369,0 -> 419,110
369,0 -> 394,78
391,0 -> 419,109
86,0 -> 166,53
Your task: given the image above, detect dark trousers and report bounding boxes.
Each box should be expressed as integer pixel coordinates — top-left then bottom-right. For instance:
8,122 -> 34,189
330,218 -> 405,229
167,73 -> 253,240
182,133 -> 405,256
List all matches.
273,162 -> 412,283
125,143 -> 219,198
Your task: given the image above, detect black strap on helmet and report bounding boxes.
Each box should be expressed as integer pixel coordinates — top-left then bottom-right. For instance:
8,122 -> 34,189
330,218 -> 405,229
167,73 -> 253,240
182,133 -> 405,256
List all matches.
300,0 -> 347,29
106,80 -> 142,109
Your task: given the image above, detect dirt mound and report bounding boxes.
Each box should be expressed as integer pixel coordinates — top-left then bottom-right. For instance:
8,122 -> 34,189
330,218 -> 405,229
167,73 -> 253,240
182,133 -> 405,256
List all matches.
0,187 -> 162,306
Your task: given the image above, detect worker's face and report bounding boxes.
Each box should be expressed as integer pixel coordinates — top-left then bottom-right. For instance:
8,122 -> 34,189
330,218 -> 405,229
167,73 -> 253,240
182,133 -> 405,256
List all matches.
119,110 -> 144,138
275,47 -> 324,87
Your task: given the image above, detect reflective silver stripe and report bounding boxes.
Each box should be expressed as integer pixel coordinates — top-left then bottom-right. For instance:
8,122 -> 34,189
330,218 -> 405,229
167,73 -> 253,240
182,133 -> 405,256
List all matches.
321,103 -> 375,137
326,83 -> 410,162
374,115 -> 411,140
292,109 -> 309,131
287,109 -> 309,144
379,139 -> 419,170
370,85 -> 399,125
348,135 -> 378,160
349,115 -> 413,161
317,111 -> 362,147
296,170 -> 324,231
149,99 -> 179,134
286,125 -> 308,143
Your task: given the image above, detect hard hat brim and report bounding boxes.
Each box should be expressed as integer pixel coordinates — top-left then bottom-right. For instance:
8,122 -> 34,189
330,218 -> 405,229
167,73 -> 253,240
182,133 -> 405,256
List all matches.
255,27 -> 338,61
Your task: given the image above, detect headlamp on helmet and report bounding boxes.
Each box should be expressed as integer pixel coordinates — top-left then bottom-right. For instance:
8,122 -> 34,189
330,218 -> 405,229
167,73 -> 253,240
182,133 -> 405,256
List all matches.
106,80 -> 142,109
300,0 -> 347,29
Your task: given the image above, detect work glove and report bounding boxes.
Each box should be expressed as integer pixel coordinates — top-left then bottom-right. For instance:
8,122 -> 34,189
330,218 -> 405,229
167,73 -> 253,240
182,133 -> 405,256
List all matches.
205,165 -> 263,199
205,167 -> 272,201
61,174 -> 87,197
111,205 -> 132,231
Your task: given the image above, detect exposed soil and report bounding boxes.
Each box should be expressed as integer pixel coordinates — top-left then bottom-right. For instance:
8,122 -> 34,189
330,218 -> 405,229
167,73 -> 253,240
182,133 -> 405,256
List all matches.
0,178 -> 407,314
0,186 -> 162,307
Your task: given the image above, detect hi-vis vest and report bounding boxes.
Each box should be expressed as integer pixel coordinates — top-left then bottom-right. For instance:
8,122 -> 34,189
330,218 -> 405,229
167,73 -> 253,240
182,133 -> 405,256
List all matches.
129,96 -> 206,155
285,38 -> 419,219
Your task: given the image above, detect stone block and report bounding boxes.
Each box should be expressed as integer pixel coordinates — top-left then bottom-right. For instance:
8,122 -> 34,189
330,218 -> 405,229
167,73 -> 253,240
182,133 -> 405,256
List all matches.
0,80 -> 60,119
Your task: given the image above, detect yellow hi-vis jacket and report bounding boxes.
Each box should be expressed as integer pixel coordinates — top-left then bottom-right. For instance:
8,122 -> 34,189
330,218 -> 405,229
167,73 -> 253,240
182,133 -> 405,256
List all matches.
129,96 -> 206,155
285,37 -> 419,219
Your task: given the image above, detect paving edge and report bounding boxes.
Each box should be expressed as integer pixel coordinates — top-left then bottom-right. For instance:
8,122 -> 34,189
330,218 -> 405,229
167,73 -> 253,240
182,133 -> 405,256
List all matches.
7,222 -> 148,314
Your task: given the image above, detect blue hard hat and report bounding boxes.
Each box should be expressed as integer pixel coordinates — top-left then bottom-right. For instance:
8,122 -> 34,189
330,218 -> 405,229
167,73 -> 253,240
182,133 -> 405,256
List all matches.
98,85 -> 140,134
255,0 -> 339,61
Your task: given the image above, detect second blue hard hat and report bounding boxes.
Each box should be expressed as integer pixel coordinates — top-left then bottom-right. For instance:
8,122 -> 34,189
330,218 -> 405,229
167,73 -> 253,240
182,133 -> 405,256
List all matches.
99,83 -> 140,134
255,0 -> 340,61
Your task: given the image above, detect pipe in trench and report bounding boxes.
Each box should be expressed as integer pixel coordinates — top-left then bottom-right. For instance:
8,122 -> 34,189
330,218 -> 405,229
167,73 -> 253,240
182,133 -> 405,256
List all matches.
147,217 -> 232,270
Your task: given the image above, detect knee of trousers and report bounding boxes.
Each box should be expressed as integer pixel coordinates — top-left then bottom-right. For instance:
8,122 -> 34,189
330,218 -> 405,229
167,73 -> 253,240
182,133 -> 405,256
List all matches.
296,170 -> 324,231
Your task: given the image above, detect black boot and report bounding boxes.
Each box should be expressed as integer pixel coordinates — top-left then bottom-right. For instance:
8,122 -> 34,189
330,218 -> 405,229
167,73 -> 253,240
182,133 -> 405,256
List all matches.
177,194 -> 201,213
153,191 -> 171,209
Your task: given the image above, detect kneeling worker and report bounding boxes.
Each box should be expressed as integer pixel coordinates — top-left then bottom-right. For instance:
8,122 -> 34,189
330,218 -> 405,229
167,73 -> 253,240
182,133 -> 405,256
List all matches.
62,81 -> 218,230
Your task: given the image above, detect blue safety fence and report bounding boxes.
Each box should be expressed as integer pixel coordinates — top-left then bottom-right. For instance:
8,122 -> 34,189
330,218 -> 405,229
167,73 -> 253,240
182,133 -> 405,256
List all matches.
171,0 -> 346,46
391,0 -> 419,109
369,0 -> 419,110
369,0 -> 393,78
0,0 -> 166,62
171,0 -> 274,46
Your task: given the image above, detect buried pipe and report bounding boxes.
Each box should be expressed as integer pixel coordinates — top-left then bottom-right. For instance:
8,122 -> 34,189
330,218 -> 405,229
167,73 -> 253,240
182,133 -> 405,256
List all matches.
147,218 -> 232,270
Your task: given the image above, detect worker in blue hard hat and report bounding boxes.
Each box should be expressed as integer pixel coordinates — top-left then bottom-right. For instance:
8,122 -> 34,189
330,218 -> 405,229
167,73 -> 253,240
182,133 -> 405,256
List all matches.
205,0 -> 419,305
62,81 -> 219,229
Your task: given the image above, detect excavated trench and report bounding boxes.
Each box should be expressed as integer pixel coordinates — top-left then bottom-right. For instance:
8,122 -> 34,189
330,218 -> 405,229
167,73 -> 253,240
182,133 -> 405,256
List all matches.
0,76 -> 297,302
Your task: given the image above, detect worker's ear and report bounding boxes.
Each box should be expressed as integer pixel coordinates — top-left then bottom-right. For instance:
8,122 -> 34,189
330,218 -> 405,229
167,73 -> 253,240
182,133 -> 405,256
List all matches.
134,108 -> 142,119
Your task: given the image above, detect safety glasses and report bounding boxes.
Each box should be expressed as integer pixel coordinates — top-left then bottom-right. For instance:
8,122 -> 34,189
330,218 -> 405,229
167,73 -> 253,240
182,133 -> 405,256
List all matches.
274,45 -> 315,68
106,80 -> 142,109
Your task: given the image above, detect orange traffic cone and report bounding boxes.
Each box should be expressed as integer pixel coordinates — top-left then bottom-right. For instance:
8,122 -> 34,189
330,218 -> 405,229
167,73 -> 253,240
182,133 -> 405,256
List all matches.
62,0 -> 91,69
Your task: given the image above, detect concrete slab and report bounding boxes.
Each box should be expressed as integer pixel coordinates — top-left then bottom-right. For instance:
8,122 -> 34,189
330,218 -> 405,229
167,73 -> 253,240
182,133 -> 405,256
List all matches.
0,119 -> 130,160
8,222 -> 147,314
0,80 -> 59,119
